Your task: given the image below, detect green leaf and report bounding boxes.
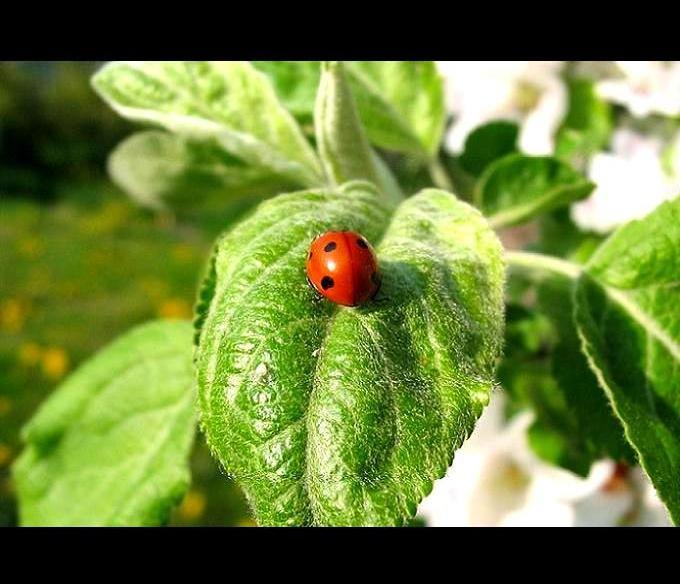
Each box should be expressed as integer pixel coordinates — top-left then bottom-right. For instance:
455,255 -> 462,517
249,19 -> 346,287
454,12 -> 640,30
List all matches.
347,61 -> 446,159
537,278 -> 634,466
195,181 -> 504,526
527,421 -> 593,475
459,121 -> 519,177
194,243 -> 220,353
314,61 -> 402,203
13,320 -> 197,526
499,284 -> 633,477
314,61 -> 382,188
252,61 -> 446,160
476,154 -> 595,229
574,199 -> 680,524
498,309 -> 579,464
251,61 -> 320,125
92,61 -> 323,187
109,130 -> 298,210
556,78 -> 612,165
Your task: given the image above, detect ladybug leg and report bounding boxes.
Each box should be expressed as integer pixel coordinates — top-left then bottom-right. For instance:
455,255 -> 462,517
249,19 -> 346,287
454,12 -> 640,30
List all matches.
370,273 -> 383,300
306,275 -> 319,294
306,275 -> 324,304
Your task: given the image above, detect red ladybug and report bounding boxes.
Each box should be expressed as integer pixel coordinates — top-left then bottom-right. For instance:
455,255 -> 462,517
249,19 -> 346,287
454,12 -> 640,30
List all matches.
305,231 -> 381,307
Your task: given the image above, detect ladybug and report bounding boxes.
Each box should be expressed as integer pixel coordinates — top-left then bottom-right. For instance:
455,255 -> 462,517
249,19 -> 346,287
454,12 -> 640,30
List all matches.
305,231 -> 381,307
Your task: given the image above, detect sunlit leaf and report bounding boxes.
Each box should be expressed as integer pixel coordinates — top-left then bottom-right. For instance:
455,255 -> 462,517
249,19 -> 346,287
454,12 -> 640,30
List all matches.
14,320 -> 196,526
195,182 -> 504,526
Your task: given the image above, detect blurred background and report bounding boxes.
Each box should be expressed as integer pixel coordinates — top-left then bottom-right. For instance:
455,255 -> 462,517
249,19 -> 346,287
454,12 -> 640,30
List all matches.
0,62 -> 252,526
1,62 -> 678,527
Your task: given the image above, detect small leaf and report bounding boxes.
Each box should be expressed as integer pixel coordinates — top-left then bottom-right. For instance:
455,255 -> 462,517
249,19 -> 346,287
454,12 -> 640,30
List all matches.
251,61 -> 320,124
314,61 -> 402,203
347,61 -> 446,159
459,121 -> 519,177
195,182 -> 504,526
109,130 -> 297,210
92,61 -> 323,187
314,61 -> 382,187
527,422 -> 593,477
477,154 -> 595,229
575,198 -> 680,524
556,78 -> 613,165
13,320 -> 196,526
253,61 -> 446,160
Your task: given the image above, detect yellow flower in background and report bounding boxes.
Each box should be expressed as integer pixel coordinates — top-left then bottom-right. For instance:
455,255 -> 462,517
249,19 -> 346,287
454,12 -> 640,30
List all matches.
140,278 -> 169,301
0,444 -> 12,467
59,282 -> 80,298
41,347 -> 70,381
81,200 -> 130,234
18,236 -> 44,258
172,243 -> 195,264
28,269 -> 51,290
0,397 -> 11,416
88,249 -> 111,268
178,489 -> 206,521
158,298 -> 192,320
18,342 -> 42,367
0,298 -> 29,333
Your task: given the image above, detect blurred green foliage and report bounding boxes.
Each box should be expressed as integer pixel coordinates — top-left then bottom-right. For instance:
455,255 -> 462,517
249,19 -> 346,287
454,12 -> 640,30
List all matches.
0,62 -> 131,202
0,62 -> 253,526
0,186 -> 254,526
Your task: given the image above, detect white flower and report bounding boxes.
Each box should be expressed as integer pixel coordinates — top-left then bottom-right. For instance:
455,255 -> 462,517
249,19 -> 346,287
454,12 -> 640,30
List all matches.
417,393 -> 660,527
571,128 -> 680,234
436,61 -> 567,156
596,61 -> 680,118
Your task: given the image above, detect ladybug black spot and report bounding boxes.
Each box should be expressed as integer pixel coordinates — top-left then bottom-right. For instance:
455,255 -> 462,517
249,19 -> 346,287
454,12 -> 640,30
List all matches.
321,276 -> 334,290
357,238 -> 368,249
324,242 -> 337,253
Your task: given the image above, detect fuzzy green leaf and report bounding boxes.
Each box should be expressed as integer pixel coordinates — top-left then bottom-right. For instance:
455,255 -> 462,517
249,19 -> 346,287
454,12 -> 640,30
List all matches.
477,154 -> 595,229
575,198 -> 680,524
314,62 -> 402,203
109,130 -> 298,210
195,181 -> 504,526
314,62 -> 383,187
13,320 -> 196,526
92,61 -> 323,187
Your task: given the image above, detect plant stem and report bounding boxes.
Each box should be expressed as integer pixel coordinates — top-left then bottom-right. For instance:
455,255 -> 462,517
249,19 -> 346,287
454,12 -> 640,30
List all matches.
428,158 -> 453,192
505,250 -> 583,280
